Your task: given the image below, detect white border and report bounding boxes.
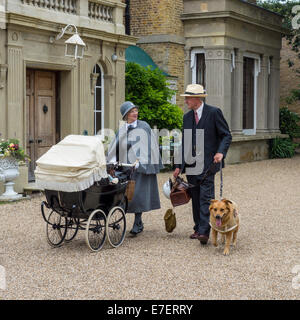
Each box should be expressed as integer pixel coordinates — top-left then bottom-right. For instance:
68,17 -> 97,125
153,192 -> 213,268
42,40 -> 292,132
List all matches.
93,64 -> 104,138
191,48 -> 205,84
243,53 -> 261,135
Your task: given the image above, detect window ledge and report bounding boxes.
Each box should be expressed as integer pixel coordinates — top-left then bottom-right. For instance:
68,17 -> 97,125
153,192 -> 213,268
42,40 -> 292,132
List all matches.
232,132 -> 289,142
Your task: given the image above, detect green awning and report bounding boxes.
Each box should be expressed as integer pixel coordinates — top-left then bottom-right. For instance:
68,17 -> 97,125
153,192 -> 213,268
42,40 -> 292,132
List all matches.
125,45 -> 170,77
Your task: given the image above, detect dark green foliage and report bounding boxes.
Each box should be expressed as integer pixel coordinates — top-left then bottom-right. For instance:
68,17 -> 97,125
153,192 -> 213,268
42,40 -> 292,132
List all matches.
257,1 -> 300,58
270,137 -> 298,158
125,62 -> 183,130
270,106 -> 300,158
279,106 -> 300,138
288,59 -> 295,68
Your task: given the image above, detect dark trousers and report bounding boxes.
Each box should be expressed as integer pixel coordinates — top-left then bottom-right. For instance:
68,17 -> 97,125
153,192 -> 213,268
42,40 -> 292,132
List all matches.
187,174 -> 215,236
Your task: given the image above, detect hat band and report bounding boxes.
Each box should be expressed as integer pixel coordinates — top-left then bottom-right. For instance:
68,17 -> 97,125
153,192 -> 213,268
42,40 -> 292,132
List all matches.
185,91 -> 206,95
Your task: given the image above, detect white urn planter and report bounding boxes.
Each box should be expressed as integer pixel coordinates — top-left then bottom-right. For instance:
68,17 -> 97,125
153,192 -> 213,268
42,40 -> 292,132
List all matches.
0,155 -> 23,201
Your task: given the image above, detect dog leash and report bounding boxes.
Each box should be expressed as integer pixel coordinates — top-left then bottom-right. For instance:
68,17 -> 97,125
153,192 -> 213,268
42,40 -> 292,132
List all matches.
176,161 -> 224,199
219,162 -> 223,200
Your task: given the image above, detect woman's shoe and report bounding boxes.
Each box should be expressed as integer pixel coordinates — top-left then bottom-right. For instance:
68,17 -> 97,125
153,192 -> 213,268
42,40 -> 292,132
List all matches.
130,222 -> 144,235
130,213 -> 143,235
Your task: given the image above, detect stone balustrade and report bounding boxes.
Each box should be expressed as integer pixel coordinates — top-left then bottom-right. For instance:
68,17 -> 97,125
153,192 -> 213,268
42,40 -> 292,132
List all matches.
88,1 -> 114,23
20,0 -> 78,15
7,0 -> 126,36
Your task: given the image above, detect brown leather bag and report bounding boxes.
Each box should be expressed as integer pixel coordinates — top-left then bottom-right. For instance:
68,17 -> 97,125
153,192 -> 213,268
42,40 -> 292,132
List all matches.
170,177 -> 192,207
125,180 -> 135,201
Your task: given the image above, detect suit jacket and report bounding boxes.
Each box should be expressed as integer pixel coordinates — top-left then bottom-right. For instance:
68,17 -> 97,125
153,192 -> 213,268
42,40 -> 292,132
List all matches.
177,103 -> 232,177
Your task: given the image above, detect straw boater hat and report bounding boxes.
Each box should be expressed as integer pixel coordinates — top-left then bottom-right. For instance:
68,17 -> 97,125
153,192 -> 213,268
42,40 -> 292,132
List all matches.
180,84 -> 207,97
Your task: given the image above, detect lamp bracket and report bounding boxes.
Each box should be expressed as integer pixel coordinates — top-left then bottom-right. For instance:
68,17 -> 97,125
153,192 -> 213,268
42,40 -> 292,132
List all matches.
56,24 -> 78,41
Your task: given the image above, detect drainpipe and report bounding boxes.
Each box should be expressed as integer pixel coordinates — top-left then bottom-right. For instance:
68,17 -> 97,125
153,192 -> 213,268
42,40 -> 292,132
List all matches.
125,0 -> 130,35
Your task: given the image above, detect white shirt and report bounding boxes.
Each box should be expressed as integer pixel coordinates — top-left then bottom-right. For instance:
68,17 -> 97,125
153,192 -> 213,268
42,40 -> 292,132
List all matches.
108,120 -> 139,165
194,101 -> 204,122
126,120 -> 138,130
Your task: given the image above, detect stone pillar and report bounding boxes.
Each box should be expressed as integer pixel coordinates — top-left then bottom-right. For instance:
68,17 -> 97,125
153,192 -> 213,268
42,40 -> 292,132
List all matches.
231,49 -> 243,134
114,45 -> 126,129
7,30 -> 24,145
104,74 -> 117,131
79,57 -> 93,135
0,28 -> 7,140
205,47 -> 232,127
71,61 -> 80,134
183,46 -> 192,111
268,57 -> 281,133
256,55 -> 269,133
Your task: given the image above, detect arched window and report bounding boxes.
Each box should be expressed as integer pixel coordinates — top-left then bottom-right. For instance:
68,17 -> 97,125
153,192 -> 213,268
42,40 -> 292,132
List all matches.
93,64 -> 104,135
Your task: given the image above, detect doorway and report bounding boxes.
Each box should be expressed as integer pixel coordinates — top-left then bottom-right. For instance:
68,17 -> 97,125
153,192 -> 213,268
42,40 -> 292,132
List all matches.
26,69 -> 59,181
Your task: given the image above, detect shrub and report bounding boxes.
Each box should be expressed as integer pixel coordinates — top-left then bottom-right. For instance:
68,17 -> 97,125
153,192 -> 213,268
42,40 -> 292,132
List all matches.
270,137 -> 298,158
125,62 -> 183,130
279,107 -> 300,138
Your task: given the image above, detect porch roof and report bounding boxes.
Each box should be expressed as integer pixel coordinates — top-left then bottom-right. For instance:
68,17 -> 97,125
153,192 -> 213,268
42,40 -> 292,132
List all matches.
125,45 -> 170,77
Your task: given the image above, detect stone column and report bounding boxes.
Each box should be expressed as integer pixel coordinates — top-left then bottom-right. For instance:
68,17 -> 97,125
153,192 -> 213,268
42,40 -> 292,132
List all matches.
205,47 -> 232,128
7,30 -> 24,145
256,55 -> 269,133
71,60 -> 80,134
114,45 -> 126,130
268,57 -> 281,133
231,49 -> 243,134
0,28 -> 7,140
79,57 -> 92,135
183,46 -> 192,112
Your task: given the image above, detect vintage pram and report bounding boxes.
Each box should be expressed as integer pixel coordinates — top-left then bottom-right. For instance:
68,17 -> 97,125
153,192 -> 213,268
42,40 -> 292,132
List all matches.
35,135 -> 135,252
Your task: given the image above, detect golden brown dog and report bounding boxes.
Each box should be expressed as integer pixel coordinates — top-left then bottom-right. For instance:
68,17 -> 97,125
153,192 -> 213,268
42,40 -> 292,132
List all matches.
209,199 -> 239,256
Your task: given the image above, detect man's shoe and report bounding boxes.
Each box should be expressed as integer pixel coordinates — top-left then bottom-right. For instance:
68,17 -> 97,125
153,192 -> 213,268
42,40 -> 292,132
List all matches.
198,234 -> 209,245
190,231 -> 200,239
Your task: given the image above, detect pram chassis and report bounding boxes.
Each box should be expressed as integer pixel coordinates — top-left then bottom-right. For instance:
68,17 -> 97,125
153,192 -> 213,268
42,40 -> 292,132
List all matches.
41,176 -> 129,252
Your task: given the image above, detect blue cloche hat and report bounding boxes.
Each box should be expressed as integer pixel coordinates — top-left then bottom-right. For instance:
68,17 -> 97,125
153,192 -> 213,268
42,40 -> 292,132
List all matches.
120,101 -> 138,119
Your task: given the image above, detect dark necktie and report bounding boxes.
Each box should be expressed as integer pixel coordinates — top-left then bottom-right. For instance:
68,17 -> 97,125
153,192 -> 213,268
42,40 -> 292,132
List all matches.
194,111 -> 199,125
127,125 -> 134,131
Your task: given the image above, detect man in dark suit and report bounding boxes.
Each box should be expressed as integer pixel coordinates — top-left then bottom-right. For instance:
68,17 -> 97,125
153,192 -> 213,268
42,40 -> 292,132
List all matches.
173,84 -> 232,244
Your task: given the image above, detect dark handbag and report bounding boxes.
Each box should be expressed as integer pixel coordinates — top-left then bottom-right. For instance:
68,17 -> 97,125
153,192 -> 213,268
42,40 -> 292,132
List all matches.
164,208 -> 176,233
169,176 -> 192,207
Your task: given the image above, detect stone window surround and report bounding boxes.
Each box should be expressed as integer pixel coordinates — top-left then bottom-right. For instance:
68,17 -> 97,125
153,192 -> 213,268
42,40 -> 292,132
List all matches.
93,64 -> 105,136
190,48 -> 205,85
243,52 -> 261,136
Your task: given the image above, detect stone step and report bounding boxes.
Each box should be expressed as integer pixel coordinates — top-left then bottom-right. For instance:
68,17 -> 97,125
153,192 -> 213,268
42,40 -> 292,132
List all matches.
23,182 -> 44,195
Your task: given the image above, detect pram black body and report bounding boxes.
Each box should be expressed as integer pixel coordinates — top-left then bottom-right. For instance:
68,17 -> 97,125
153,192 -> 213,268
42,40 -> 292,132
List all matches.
40,165 -> 132,252
35,134 -> 136,253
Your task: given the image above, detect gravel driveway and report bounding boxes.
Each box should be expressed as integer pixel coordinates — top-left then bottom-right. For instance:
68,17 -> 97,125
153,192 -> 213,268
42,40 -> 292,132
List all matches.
0,156 -> 300,300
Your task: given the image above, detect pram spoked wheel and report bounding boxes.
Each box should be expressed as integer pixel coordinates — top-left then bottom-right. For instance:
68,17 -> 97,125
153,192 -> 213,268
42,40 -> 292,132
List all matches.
64,218 -> 79,243
106,206 -> 126,248
85,209 -> 107,252
42,202 -> 67,248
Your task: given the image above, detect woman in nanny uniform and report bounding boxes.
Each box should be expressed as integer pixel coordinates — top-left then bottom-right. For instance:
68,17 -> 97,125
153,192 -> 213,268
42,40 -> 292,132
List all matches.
107,101 -> 163,235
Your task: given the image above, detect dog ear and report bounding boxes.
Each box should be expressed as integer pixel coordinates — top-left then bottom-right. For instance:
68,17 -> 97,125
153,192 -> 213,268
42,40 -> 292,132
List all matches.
222,199 -> 232,205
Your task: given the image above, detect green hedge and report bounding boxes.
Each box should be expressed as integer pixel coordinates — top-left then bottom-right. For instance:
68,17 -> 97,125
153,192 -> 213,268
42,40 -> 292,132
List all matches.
125,62 -> 183,130
279,107 -> 300,139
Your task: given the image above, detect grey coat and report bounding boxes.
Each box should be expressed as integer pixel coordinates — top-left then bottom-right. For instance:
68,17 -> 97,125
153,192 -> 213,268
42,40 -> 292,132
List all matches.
107,120 -> 163,213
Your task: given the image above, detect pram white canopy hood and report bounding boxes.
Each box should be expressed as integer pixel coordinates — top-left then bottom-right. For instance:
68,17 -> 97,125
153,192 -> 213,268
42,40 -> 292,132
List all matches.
35,135 -> 108,192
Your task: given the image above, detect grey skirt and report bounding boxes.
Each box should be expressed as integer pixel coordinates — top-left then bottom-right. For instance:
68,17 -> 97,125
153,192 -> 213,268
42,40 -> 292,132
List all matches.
127,171 -> 161,213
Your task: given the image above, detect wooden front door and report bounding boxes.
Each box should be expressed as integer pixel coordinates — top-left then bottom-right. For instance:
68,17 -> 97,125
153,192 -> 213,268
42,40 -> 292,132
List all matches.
26,70 -> 57,181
